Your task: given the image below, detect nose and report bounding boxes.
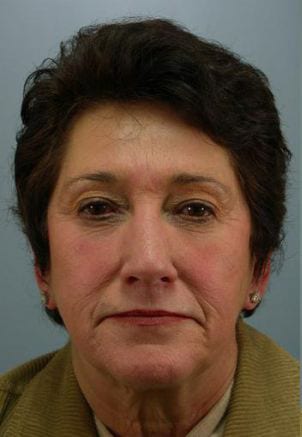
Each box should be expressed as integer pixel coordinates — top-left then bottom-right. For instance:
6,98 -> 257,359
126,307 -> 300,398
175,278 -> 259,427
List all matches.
120,212 -> 178,287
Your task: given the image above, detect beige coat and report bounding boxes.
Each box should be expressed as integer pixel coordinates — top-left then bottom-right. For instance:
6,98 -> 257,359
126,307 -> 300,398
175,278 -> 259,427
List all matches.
0,320 -> 299,436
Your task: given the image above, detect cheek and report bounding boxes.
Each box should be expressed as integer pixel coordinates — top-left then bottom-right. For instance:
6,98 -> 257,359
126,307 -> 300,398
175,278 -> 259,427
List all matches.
181,233 -> 252,313
48,225 -> 121,302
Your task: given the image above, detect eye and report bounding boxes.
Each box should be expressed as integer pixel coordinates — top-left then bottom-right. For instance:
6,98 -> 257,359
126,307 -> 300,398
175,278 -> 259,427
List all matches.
78,198 -> 118,219
175,201 -> 215,221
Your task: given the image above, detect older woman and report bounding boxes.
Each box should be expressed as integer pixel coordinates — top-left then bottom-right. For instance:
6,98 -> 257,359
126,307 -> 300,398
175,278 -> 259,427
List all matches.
0,18 -> 299,437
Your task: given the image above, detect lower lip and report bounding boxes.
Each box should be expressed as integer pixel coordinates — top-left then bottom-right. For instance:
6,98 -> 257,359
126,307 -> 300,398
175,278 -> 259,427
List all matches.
108,316 -> 189,326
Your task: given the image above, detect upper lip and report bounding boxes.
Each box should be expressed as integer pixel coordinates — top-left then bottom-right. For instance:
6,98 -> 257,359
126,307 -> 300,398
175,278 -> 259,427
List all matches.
104,310 -> 193,319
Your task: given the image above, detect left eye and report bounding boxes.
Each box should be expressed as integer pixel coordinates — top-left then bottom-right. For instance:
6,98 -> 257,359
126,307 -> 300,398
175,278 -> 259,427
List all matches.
176,201 -> 214,219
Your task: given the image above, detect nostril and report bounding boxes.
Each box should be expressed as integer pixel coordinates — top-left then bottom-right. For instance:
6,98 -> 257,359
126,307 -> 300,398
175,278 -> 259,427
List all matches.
127,276 -> 138,285
125,275 -> 171,285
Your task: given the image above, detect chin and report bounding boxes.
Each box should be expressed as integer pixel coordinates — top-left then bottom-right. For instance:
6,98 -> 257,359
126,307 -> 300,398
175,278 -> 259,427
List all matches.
99,346 -> 202,390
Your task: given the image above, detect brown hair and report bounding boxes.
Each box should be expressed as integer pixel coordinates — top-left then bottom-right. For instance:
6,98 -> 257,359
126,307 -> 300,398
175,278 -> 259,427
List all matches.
14,18 -> 291,324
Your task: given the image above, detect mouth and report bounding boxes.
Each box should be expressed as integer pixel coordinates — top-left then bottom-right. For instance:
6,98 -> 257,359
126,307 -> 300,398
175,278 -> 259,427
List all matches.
103,310 -> 193,326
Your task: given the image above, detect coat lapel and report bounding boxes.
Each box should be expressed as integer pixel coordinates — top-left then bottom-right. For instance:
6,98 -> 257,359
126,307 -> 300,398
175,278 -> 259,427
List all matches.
5,344 -> 98,437
223,319 -> 300,436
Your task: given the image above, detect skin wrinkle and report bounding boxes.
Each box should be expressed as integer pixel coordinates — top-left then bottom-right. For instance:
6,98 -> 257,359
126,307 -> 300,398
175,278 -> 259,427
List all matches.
39,102 -> 268,436
55,182 -> 234,243
58,173 -> 233,224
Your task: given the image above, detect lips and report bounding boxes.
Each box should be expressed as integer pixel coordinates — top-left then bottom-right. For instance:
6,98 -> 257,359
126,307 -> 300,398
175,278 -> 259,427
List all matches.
108,310 -> 191,318
101,309 -> 193,326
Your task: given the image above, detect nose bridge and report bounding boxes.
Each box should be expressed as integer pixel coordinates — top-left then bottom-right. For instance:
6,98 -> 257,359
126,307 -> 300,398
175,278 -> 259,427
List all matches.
120,204 -> 177,284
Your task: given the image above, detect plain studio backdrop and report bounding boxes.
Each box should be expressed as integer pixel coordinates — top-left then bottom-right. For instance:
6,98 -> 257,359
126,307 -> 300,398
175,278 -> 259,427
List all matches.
0,0 -> 300,373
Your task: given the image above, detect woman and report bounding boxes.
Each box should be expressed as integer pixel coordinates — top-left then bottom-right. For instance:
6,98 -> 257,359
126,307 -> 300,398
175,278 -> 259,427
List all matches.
0,18 -> 299,436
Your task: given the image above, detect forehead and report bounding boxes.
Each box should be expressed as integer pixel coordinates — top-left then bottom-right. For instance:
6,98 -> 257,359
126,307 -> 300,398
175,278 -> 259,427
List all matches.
56,102 -> 240,194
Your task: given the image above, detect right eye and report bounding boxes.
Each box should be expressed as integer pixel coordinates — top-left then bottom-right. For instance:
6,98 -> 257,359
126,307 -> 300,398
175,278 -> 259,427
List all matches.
78,198 -> 118,219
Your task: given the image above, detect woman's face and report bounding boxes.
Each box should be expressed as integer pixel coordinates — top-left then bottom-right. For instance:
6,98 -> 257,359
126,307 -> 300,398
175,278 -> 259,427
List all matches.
41,103 -> 264,388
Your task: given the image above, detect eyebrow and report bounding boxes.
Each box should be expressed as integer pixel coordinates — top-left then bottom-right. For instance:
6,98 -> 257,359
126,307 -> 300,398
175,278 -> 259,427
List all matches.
64,172 -> 119,190
170,173 -> 230,194
64,171 -> 230,195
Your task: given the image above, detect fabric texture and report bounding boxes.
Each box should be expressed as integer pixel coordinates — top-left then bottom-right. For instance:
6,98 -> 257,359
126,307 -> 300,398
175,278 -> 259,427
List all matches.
0,319 -> 299,436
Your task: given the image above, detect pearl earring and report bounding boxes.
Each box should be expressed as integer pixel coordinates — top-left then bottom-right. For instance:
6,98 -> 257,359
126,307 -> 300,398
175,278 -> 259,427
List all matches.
249,292 -> 262,305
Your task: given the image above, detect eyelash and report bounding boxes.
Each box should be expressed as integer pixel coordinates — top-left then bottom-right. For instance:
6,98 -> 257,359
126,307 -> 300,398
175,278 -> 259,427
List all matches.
174,200 -> 215,222
78,198 -> 119,220
78,198 -> 215,223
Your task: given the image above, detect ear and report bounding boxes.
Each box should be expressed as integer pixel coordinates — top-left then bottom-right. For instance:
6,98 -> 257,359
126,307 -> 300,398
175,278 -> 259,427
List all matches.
34,260 -> 57,310
243,259 -> 271,311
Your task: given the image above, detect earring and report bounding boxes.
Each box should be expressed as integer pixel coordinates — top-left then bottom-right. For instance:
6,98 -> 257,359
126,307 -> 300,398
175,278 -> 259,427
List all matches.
249,292 -> 262,305
40,292 -> 49,306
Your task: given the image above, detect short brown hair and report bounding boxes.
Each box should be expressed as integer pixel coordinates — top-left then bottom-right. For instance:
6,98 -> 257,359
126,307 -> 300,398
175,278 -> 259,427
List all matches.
14,18 -> 291,324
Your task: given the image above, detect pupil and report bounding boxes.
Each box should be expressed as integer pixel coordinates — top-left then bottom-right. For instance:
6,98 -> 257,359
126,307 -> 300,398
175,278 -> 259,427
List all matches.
90,203 -> 108,214
188,204 -> 204,215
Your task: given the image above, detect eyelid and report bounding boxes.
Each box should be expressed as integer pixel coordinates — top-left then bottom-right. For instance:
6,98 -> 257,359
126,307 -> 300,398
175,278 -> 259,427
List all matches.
79,196 -> 111,206
78,193 -> 128,206
173,198 -> 215,210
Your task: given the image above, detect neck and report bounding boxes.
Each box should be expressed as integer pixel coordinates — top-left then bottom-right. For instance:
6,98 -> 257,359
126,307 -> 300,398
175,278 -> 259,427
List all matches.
72,344 -> 237,437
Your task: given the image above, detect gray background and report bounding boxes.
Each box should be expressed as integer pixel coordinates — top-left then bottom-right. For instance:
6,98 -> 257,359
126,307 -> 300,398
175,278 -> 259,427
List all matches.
0,0 -> 300,373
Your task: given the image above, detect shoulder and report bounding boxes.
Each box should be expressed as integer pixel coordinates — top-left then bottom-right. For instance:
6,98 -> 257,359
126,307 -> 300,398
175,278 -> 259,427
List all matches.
0,346 -> 68,430
0,350 -> 57,396
223,319 -> 300,437
236,319 -> 299,404
0,344 -> 96,436
237,319 -> 299,373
